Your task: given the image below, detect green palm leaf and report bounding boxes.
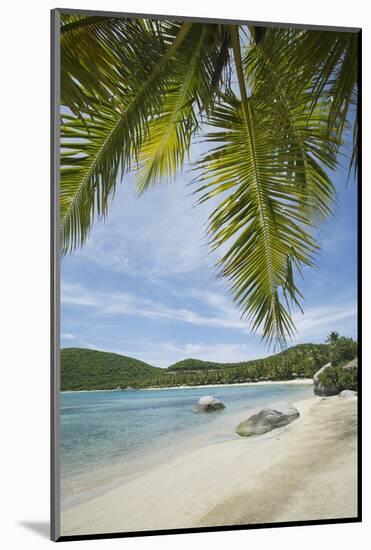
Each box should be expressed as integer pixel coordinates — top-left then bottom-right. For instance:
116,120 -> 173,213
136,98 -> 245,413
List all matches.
60,15 -> 174,114
244,28 -> 340,223
60,22 -> 193,253
260,28 -> 358,170
135,24 -> 225,192
195,93 -> 319,346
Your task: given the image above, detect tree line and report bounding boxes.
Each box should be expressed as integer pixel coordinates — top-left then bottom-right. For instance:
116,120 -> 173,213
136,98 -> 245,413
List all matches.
61,335 -> 357,391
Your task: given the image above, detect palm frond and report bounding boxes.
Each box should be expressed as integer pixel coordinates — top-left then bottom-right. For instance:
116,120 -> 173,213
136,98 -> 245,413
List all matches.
293,30 -> 357,133
244,28 -> 340,223
135,24 -> 229,192
349,109 -> 358,177
195,94 -> 318,346
60,22 -> 193,253
257,28 -> 358,171
60,15 -> 130,113
60,16 -> 182,115
201,26 -> 232,112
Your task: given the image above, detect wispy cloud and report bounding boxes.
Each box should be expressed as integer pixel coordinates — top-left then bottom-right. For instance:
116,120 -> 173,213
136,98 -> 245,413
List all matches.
292,302 -> 357,340
159,341 -> 266,364
77,340 -> 266,368
62,280 -> 357,352
61,282 -> 249,332
61,283 -> 99,307
65,180 -> 217,280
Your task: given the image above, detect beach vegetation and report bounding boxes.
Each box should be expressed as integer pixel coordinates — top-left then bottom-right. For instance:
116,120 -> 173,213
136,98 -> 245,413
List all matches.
326,331 -> 340,343
318,364 -> 358,392
328,336 -> 357,366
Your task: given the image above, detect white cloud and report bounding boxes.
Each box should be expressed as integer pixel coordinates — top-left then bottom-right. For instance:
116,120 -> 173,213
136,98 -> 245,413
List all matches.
61,282 -> 249,332
159,341 -> 266,364
79,340 -> 266,368
78,298 -> 358,366
61,280 -> 357,363
66,178 -> 218,279
61,282 -> 99,307
104,292 -> 248,330
292,302 -> 357,340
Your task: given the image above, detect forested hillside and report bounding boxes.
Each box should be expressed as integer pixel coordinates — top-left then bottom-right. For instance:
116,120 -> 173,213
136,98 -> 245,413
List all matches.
61,348 -> 162,391
61,342 -> 342,391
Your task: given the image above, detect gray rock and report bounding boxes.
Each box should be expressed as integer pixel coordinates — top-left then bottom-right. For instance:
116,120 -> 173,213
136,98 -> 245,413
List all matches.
237,401 -> 299,437
313,362 -> 339,396
339,390 -> 357,398
196,395 -> 225,412
343,358 -> 358,370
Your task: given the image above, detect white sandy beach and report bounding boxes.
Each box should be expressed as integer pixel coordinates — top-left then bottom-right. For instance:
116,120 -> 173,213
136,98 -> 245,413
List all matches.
143,378 -> 314,391
62,378 -> 314,393
61,394 -> 358,536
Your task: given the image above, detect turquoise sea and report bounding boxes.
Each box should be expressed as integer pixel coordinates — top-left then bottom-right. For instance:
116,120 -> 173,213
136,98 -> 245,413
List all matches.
60,383 -> 313,503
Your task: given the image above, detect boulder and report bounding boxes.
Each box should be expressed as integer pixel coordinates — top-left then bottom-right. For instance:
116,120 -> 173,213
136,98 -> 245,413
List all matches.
343,358 -> 358,370
237,401 -> 299,437
339,390 -> 357,398
313,362 -> 339,396
196,395 -> 225,412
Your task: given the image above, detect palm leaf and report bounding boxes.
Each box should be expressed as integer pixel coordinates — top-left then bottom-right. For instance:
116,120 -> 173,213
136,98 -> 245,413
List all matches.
195,93 -> 318,346
60,22 -> 193,253
60,15 -> 173,114
135,24 -> 228,192
244,28 -> 340,223
276,28 -> 357,170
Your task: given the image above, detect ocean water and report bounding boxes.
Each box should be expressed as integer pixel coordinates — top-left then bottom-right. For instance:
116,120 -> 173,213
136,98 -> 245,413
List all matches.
60,383 -> 313,503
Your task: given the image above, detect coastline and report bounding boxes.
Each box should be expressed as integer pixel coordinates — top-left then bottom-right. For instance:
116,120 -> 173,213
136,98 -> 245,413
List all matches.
61,378 -> 313,393
142,378 -> 313,391
61,393 -> 357,536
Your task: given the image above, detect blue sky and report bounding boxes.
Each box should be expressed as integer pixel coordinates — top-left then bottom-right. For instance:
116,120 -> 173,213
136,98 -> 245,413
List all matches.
61,147 -> 357,367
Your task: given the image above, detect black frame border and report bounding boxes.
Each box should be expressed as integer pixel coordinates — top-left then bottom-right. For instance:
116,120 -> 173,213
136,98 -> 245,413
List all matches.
51,7 -> 362,542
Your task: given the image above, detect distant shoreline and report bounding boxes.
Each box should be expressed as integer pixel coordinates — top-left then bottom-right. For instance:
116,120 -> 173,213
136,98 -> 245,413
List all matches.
61,378 -> 313,393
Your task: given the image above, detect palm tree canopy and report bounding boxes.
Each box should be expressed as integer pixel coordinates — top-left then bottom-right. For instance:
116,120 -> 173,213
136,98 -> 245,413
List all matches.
59,15 -> 358,347
326,331 -> 341,343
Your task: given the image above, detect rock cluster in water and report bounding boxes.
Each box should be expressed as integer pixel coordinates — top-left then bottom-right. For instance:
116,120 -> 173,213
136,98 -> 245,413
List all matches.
196,395 -> 225,412
236,401 -> 300,437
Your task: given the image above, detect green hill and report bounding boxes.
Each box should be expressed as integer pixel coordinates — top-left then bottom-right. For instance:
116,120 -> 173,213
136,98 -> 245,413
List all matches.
61,348 -> 162,391
168,358 -> 229,371
61,343 -> 336,391
168,344 -> 330,372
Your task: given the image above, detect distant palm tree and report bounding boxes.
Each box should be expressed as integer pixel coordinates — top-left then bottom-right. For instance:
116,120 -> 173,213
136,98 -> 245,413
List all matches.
326,331 -> 340,343
60,15 -> 358,346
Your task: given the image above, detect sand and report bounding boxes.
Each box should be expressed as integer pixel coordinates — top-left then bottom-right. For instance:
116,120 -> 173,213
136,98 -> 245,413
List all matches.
62,378 -> 314,394
60,395 -> 358,536
142,378 -> 314,391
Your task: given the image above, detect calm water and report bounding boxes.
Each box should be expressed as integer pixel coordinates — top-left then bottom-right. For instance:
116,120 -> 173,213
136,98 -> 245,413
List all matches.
61,383 -> 313,502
